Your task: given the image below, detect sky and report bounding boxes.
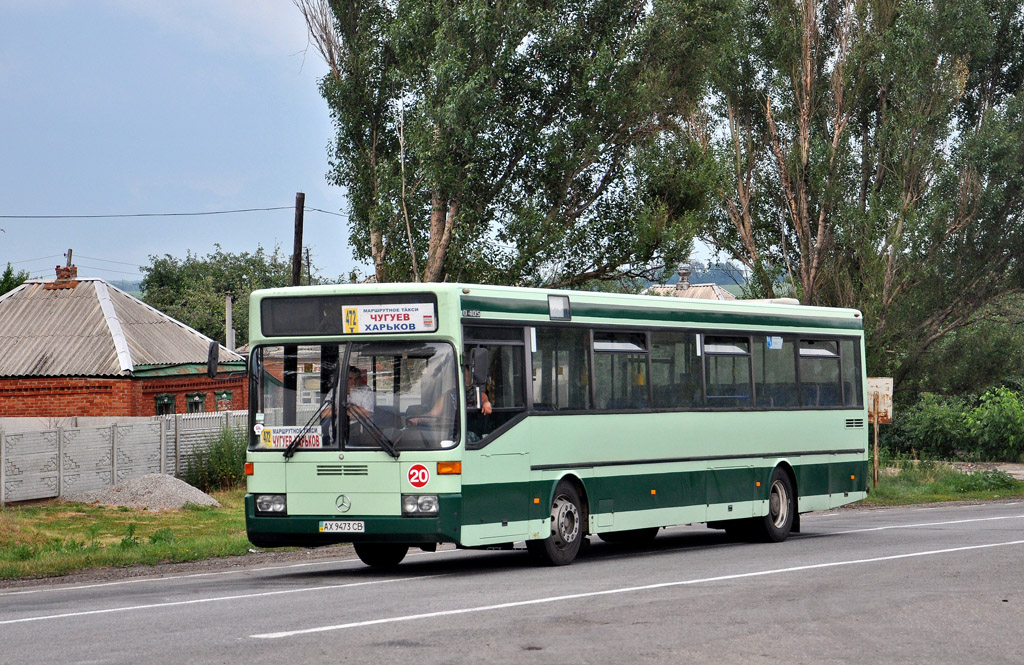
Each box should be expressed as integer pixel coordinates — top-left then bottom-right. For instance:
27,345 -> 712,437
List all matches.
0,0 -> 361,284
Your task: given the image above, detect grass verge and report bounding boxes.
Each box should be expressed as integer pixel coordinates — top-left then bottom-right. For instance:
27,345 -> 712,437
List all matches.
0,488 -> 250,581
863,464 -> 1024,506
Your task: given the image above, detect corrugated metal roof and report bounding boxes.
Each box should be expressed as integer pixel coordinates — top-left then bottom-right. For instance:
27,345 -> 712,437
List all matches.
0,278 -> 243,377
643,283 -> 738,300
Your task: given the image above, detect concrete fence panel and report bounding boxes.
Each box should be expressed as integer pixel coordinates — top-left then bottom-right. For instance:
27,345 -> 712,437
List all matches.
1,411 -> 247,504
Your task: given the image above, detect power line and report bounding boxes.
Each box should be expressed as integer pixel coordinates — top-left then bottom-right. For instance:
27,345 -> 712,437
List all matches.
0,206 -> 295,220
77,254 -> 145,267
0,206 -> 348,220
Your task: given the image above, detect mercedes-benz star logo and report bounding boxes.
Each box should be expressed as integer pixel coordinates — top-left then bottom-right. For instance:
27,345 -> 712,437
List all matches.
335,495 -> 352,513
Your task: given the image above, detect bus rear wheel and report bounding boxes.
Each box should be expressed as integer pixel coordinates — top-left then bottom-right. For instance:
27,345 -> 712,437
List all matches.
526,481 -> 584,566
354,543 -> 409,568
752,467 -> 795,543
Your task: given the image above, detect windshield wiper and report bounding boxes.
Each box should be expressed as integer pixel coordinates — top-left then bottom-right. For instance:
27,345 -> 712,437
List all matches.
282,397 -> 332,460
345,404 -> 400,459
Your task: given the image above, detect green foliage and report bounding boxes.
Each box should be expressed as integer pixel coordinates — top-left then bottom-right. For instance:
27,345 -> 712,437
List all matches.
889,393 -> 972,460
0,262 -> 29,295
149,528 -> 174,545
966,387 -> 1024,462
184,428 -> 248,492
687,0 -> 1024,388
883,388 -> 1024,462
119,523 -> 140,549
315,0 -> 731,285
140,244 -> 316,343
906,296 -> 1024,395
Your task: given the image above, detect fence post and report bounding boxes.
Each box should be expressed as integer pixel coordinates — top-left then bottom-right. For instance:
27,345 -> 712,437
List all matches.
174,415 -> 181,478
57,427 -> 64,498
111,424 -> 118,486
159,418 -> 166,475
1,430 -> 6,507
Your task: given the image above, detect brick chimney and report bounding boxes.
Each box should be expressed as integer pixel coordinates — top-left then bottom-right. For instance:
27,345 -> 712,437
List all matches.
675,264 -> 692,292
44,249 -> 79,290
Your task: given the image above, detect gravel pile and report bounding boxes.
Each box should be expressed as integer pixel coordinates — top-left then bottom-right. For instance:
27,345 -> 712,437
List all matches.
63,473 -> 221,511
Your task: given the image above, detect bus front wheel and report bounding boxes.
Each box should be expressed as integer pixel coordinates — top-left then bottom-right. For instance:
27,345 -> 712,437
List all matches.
527,481 -> 584,566
354,543 -> 409,568
753,467 -> 795,542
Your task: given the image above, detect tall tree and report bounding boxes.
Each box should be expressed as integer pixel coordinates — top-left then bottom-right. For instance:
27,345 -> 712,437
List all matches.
140,245 -> 310,344
692,0 -> 1024,386
296,0 -> 730,286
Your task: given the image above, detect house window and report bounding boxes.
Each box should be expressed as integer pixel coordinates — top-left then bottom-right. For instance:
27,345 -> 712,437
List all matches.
186,392 -> 206,413
215,390 -> 234,411
155,393 -> 175,416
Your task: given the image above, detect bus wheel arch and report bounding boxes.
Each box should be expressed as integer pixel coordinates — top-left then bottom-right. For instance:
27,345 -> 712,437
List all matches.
527,476 -> 588,566
754,464 -> 797,543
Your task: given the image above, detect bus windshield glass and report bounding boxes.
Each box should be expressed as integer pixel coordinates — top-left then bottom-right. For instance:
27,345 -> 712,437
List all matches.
251,342 -> 459,452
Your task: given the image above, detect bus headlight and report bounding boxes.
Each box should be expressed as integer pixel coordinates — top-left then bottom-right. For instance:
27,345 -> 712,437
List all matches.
402,494 -> 438,516
255,494 -> 287,515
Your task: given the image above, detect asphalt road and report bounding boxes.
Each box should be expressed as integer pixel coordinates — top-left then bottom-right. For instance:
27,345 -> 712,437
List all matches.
2,501 -> 1022,665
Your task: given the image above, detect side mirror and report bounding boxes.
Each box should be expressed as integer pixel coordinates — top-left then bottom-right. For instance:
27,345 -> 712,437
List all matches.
206,340 -> 219,379
469,347 -> 489,386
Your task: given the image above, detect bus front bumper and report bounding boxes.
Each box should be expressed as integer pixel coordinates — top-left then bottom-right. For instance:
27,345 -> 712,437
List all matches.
244,493 -> 462,548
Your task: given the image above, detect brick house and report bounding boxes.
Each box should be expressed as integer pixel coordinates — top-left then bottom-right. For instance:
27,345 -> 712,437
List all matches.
0,266 -> 247,417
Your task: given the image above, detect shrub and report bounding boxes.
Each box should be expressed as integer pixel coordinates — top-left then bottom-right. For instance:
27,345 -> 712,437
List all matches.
184,427 -> 248,492
884,393 -> 972,460
966,387 -> 1024,462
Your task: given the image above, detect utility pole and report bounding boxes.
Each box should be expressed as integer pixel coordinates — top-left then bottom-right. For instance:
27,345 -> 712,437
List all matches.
292,192 -> 305,286
225,292 -> 234,351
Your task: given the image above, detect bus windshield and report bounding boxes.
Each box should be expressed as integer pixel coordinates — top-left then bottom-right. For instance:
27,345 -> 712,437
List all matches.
252,341 -> 459,452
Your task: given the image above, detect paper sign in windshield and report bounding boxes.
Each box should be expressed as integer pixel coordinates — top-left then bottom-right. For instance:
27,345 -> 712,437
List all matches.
260,427 -> 323,449
343,303 -> 437,334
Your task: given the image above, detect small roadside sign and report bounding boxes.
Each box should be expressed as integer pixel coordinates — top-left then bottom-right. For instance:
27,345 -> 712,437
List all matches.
867,377 -> 894,487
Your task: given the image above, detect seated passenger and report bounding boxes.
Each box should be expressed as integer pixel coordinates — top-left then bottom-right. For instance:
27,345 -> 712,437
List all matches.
346,365 -> 374,420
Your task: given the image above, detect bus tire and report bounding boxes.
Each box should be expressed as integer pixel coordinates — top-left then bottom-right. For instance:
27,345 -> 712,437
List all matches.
753,467 -> 795,543
354,543 -> 409,568
526,481 -> 584,566
597,527 -> 660,544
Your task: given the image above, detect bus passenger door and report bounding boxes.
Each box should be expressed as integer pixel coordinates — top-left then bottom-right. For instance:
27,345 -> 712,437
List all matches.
462,449 -> 531,544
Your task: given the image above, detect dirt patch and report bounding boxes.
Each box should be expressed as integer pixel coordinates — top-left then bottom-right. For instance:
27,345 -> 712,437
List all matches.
952,463 -> 1024,480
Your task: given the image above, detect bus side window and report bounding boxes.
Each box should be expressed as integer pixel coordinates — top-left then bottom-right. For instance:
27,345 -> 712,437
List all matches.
650,331 -> 702,408
798,339 -> 842,407
704,336 -> 752,408
753,335 -> 797,408
532,327 -> 592,411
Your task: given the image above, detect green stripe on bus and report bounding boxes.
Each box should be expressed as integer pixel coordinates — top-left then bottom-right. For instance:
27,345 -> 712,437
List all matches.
460,296 -> 864,331
461,461 -> 868,526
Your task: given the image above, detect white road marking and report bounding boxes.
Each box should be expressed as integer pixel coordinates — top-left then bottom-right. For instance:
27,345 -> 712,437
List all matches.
0,576 -> 438,626
835,513 -> 1024,534
251,538 -> 1024,639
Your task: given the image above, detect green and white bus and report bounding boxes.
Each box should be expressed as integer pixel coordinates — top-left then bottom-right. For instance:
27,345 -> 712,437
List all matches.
243,283 -> 868,567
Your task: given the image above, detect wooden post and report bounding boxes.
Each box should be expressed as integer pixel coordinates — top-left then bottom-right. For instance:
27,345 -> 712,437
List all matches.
873,393 -> 880,487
